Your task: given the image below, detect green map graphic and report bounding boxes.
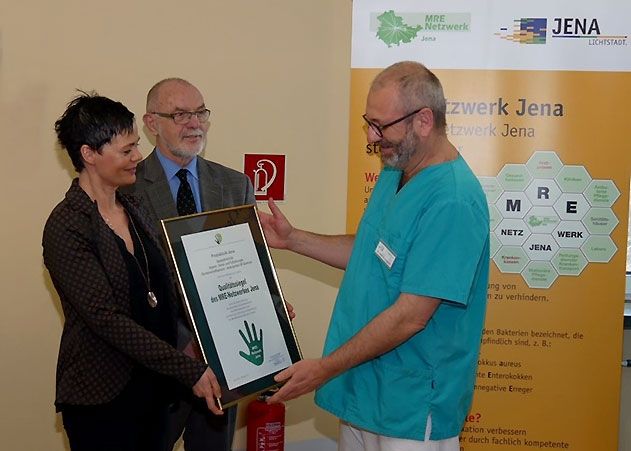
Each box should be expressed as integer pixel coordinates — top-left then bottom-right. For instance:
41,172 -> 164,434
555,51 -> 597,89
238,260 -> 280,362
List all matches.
376,10 -> 421,47
529,216 -> 543,227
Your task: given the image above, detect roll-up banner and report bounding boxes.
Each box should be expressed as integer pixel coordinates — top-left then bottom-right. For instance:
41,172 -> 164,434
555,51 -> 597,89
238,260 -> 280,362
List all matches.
348,2 -> 631,449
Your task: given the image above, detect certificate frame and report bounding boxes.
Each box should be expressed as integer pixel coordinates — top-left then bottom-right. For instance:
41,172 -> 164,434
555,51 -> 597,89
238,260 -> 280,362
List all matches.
161,205 -> 302,408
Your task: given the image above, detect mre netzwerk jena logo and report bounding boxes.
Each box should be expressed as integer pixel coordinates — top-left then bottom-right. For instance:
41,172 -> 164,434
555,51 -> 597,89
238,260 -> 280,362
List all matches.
373,11 -> 471,47
496,18 -> 547,44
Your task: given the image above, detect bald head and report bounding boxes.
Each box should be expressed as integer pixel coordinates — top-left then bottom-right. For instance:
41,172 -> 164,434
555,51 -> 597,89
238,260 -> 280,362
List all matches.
146,78 -> 200,113
370,61 -> 447,131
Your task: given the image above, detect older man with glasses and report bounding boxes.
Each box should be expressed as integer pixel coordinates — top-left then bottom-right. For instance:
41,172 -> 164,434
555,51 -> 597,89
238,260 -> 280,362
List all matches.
124,77 -> 254,451
259,61 -> 490,451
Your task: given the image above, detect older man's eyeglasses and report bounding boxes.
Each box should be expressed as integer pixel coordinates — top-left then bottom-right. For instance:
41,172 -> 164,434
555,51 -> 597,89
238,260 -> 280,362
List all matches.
362,107 -> 427,138
151,108 -> 211,125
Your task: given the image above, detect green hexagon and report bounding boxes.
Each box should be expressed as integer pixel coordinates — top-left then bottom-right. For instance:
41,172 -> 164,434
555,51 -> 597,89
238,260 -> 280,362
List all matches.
493,246 -> 529,273
497,218 -> 531,246
584,180 -> 620,208
489,204 -> 502,231
496,191 -> 531,219
490,232 -> 501,258
526,151 -> 563,179
555,165 -> 592,193
552,220 -> 588,248
478,176 -> 504,203
522,234 -> 559,261
497,164 -> 532,191
525,206 -> 560,234
521,261 -> 558,289
582,207 -> 619,235
525,179 -> 561,206
552,249 -> 588,276
580,236 -> 617,263
553,194 -> 589,221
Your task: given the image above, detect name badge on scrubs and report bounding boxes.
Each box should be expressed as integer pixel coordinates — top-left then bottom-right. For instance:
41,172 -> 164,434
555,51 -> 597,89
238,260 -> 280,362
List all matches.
375,241 -> 396,269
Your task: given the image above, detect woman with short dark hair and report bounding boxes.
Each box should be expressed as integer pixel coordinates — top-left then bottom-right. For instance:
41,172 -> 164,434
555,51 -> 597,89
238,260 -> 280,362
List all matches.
43,92 -> 221,451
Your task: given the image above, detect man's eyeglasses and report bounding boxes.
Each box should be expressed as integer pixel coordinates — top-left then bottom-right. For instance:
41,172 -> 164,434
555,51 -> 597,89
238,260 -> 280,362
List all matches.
151,108 -> 211,125
362,107 -> 427,138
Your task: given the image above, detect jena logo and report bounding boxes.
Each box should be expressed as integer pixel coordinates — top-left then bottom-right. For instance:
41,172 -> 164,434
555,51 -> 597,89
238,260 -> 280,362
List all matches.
495,18 -> 547,44
497,17 -> 627,47
372,11 -> 471,47
551,18 -> 627,46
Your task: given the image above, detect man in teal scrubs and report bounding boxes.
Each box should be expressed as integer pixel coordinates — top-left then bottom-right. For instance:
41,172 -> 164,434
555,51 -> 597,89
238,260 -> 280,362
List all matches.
260,61 -> 489,450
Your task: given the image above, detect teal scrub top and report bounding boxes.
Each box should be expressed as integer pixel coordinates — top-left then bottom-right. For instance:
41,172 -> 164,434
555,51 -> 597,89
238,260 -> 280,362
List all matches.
315,155 -> 490,441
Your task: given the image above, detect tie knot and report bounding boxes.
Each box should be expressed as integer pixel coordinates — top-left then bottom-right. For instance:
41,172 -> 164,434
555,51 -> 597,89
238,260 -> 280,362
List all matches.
176,168 -> 188,182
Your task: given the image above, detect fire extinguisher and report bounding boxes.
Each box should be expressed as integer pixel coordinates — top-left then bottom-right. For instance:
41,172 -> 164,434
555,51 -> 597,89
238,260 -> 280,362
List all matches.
247,391 -> 285,451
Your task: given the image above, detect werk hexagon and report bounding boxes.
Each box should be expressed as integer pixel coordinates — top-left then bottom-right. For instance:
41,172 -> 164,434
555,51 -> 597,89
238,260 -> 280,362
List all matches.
480,151 -> 619,288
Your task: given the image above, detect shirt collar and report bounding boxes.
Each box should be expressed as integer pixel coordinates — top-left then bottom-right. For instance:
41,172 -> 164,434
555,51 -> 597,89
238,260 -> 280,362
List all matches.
155,148 -> 199,181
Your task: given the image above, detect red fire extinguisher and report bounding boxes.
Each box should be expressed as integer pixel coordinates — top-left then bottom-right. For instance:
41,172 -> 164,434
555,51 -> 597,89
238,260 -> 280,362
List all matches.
247,391 -> 285,451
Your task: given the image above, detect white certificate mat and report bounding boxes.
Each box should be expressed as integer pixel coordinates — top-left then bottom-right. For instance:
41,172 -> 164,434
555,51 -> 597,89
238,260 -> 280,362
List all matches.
161,204 -> 302,407
181,223 -> 291,389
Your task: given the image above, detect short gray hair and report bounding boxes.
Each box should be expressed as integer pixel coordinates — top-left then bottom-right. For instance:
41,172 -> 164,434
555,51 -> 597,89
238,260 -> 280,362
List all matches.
370,61 -> 447,132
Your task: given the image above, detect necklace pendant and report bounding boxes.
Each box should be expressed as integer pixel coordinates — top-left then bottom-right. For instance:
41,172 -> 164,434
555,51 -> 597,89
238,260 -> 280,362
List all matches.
147,291 -> 158,308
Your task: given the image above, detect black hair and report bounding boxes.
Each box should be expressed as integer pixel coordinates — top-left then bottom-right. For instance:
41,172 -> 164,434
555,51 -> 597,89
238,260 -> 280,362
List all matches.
54,91 -> 135,172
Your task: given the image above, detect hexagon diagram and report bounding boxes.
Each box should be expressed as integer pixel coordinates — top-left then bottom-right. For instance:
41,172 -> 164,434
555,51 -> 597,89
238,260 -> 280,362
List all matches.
479,150 -> 619,288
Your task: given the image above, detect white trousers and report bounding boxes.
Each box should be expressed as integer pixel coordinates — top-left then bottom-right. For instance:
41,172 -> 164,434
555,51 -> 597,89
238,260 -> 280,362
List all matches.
338,416 -> 460,451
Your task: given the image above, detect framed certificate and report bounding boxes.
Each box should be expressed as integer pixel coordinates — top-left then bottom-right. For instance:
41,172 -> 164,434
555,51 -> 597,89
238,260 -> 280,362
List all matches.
161,205 -> 302,408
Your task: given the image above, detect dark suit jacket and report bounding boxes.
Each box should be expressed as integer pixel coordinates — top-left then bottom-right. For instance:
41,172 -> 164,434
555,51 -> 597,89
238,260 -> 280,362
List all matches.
123,150 -> 255,232
43,179 -> 207,406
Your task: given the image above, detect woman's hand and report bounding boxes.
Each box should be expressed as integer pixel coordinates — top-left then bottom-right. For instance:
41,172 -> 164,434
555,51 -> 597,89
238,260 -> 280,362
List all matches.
192,368 -> 224,415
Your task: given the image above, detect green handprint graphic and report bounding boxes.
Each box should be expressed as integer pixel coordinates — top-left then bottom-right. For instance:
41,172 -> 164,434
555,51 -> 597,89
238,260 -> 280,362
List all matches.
238,320 -> 264,366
